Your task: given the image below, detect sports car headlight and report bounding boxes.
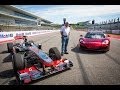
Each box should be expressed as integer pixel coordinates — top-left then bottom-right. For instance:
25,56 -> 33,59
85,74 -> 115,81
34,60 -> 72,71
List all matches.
102,40 -> 109,44
80,39 -> 85,43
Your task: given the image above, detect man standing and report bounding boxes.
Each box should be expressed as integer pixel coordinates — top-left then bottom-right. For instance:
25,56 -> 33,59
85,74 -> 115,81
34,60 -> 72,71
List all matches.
60,22 -> 70,56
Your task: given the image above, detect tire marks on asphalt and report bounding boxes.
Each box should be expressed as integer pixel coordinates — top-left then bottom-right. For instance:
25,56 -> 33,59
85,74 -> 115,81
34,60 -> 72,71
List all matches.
105,53 -> 120,66
72,39 -> 91,85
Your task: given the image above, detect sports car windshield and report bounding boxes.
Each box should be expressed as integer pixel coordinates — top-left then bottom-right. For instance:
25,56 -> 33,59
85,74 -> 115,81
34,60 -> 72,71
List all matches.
85,32 -> 105,39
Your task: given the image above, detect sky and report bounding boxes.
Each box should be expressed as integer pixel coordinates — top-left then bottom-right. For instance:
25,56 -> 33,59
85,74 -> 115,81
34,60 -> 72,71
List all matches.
14,5 -> 120,24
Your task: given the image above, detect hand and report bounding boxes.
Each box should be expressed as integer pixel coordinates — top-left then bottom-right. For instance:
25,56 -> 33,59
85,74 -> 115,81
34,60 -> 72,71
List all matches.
67,36 -> 69,39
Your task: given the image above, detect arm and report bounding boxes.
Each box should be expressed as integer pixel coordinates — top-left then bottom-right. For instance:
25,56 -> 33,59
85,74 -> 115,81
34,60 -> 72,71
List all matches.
68,27 -> 70,38
60,31 -> 63,36
60,26 -> 63,36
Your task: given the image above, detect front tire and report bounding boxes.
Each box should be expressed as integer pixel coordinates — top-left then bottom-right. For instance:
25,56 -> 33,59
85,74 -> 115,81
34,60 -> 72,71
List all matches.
12,53 -> 26,73
49,47 -> 61,60
12,53 -> 26,85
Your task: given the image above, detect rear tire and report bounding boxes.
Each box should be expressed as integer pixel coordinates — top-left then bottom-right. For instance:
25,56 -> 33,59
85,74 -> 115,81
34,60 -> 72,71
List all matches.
7,43 -> 13,53
49,47 -> 61,60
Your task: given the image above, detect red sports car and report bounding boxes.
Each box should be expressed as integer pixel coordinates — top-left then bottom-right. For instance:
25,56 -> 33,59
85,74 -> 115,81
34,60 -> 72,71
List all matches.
78,31 -> 110,52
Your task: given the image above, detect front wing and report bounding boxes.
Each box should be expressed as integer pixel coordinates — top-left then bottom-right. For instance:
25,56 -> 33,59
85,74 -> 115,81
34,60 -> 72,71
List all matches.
17,59 -> 73,84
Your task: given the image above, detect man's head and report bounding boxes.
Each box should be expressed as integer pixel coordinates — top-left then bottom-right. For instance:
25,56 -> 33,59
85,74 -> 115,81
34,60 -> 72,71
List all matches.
65,22 -> 69,27
23,36 -> 27,39
23,36 -> 27,42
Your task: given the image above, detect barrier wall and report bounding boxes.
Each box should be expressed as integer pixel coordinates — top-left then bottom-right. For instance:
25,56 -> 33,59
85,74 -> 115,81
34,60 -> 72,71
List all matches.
87,29 -> 120,34
102,30 -> 120,34
112,30 -> 120,34
88,22 -> 120,30
0,30 -> 59,43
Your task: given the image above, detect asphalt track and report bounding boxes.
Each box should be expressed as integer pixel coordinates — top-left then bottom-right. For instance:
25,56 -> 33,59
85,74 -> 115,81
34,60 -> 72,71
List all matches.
0,30 -> 120,85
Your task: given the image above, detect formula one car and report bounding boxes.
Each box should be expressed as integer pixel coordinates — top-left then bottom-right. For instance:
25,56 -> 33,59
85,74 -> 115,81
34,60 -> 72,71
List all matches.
78,31 -> 110,52
7,38 -> 38,53
7,41 -> 73,85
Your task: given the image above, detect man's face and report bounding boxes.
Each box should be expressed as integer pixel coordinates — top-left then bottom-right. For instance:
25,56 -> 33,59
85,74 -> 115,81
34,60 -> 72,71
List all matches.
23,36 -> 27,40
65,22 -> 69,27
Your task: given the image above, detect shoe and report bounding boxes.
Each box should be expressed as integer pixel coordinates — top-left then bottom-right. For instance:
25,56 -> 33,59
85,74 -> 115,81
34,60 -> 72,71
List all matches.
64,52 -> 69,54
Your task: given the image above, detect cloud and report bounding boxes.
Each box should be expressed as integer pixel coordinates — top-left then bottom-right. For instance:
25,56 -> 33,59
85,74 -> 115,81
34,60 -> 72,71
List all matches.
14,5 -> 120,24
33,5 -> 120,16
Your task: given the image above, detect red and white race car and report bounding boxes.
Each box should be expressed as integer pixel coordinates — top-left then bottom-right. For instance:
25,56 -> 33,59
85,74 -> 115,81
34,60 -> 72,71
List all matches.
7,41 -> 73,85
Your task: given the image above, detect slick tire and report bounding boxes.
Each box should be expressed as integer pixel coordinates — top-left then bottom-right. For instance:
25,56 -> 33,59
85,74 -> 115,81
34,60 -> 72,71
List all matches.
7,43 -> 13,53
12,53 -> 25,72
49,47 -> 61,60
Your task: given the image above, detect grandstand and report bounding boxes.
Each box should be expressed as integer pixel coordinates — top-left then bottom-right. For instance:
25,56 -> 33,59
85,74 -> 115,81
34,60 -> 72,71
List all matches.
0,5 -> 53,31
88,18 -> 120,30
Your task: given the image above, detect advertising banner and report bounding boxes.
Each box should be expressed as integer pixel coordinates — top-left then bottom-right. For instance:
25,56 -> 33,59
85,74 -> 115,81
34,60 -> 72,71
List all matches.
0,30 -> 59,44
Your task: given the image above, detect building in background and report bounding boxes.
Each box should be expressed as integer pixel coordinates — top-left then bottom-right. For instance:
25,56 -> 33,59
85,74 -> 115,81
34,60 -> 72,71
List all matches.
0,5 -> 53,31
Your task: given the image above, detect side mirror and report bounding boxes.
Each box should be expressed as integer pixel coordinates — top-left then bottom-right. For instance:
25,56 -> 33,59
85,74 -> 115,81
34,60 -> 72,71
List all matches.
107,35 -> 110,37
80,35 -> 83,38
38,44 -> 42,49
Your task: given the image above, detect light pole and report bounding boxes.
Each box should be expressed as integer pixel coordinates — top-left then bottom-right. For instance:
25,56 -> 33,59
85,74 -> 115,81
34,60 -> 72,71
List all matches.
92,20 -> 95,30
63,18 -> 66,25
117,18 -> 119,30
7,21 -> 9,31
19,24 -> 21,31
109,20 -> 111,30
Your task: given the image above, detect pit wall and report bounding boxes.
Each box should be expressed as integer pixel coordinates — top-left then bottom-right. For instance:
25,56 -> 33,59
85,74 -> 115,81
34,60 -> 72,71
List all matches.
0,30 -> 59,44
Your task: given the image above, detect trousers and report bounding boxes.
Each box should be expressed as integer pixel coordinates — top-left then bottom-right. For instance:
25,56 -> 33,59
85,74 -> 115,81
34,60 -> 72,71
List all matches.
61,36 -> 69,53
